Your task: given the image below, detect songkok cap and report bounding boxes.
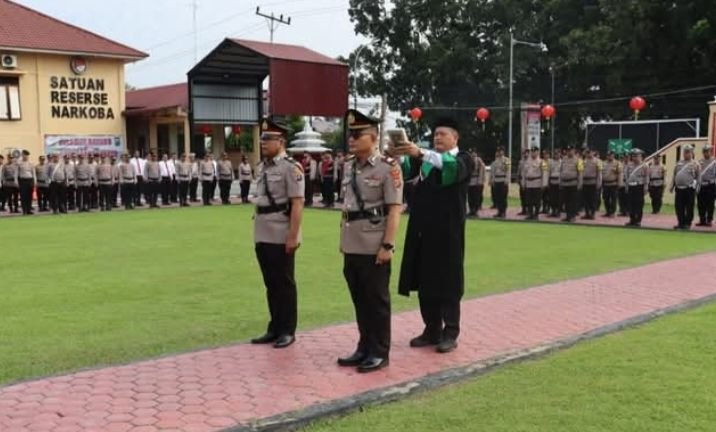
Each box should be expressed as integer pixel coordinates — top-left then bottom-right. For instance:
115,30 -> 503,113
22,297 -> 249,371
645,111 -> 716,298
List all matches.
432,117 -> 460,134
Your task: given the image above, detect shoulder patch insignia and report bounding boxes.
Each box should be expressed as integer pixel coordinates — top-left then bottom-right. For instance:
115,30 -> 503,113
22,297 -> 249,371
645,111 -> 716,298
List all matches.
390,164 -> 402,189
382,155 -> 397,166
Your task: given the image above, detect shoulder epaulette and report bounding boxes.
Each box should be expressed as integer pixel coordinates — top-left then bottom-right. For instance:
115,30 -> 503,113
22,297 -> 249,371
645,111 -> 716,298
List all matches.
381,155 -> 397,166
345,154 -> 356,161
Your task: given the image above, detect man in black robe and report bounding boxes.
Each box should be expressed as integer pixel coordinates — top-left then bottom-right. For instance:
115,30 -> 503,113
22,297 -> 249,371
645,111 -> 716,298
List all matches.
393,117 -> 475,354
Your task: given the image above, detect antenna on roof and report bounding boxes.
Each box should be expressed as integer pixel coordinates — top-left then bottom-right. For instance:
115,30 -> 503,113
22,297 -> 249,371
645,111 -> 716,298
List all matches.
255,6 -> 291,43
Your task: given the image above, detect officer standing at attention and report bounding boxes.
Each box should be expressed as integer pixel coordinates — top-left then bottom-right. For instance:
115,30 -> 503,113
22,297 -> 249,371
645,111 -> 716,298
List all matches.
118,154 -> 137,210
143,152 -> 161,208
17,150 -> 36,215
337,110 -> 403,373
601,151 -> 622,217
670,144 -> 699,230
47,154 -> 67,214
580,149 -> 602,220
517,149 -> 529,215
696,144 -> 716,227
96,156 -> 114,211
218,152 -> 235,205
547,150 -> 562,217
648,155 -> 667,214
0,155 -> 5,212
35,155 -> 50,212
176,153 -> 192,207
467,150 -> 486,217
200,154 -> 215,206
2,154 -> 20,213
238,156 -> 253,204
624,148 -> 650,227
521,146 -> 548,220
251,118 -> 305,349
559,146 -> 583,223
490,146 -> 510,218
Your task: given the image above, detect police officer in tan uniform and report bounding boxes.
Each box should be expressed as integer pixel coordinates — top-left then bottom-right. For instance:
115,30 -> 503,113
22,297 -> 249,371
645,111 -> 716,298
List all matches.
559,145 -> 583,223
601,151 -> 622,217
624,148 -> 650,227
35,155 -> 50,212
547,150 -> 562,217
176,153 -> 192,207
64,154 -> 77,211
96,156 -> 114,211
218,153 -> 234,205
336,110 -> 403,373
200,154 -> 215,206
467,150 -> 485,217
143,152 -> 161,208
490,146 -> 510,218
581,149 -> 602,220
47,154 -> 68,214
521,146 -> 548,220
251,118 -> 305,349
648,156 -> 667,214
75,154 -> 93,212
670,144 -> 699,230
1,154 -> 20,213
17,150 -> 35,215
119,154 -> 137,210
696,144 -> 716,227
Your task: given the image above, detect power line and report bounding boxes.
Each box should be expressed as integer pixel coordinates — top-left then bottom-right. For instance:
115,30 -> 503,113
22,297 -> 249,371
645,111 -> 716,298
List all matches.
256,7 -> 292,43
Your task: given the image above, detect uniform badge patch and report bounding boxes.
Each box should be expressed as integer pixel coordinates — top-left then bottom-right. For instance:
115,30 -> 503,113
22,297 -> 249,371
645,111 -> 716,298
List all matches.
390,165 -> 402,188
293,165 -> 304,181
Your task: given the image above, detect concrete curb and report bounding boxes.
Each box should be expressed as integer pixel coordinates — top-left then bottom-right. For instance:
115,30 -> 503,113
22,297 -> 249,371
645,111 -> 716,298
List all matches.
226,291 -> 716,432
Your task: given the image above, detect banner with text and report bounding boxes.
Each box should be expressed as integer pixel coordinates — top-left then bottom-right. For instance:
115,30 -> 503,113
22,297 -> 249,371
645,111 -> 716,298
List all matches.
44,135 -> 124,156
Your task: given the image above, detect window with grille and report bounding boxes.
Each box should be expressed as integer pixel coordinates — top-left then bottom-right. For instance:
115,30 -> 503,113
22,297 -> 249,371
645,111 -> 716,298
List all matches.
0,77 -> 21,120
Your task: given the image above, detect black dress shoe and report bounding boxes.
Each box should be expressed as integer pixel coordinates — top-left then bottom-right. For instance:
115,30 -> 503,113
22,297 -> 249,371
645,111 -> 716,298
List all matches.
357,357 -> 389,373
436,339 -> 458,354
409,334 -> 440,348
337,351 -> 367,367
251,332 -> 277,344
273,334 -> 296,348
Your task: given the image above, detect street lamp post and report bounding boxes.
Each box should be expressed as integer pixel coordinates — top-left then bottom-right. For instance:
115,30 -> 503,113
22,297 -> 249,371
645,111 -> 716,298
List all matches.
508,30 -> 548,163
549,65 -> 555,153
352,44 -> 370,110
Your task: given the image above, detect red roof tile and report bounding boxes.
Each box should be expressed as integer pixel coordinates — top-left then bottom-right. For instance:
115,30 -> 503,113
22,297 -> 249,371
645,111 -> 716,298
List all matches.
125,83 -> 187,115
230,39 -> 346,66
0,0 -> 147,59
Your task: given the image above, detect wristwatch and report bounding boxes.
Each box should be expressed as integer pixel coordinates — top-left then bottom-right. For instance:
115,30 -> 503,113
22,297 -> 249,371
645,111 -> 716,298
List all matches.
381,243 -> 395,252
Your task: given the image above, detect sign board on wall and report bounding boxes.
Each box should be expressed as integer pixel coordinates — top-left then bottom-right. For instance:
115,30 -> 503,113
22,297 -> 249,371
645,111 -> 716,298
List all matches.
521,103 -> 542,151
44,135 -> 123,155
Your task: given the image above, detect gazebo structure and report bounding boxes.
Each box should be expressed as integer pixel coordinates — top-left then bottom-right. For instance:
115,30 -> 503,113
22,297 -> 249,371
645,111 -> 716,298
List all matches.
187,38 -> 349,163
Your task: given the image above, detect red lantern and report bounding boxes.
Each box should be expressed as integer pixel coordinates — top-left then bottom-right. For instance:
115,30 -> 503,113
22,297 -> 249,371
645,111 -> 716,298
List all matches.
629,96 -> 646,119
476,108 -> 490,122
541,104 -> 556,120
409,107 -> 423,121
232,125 -> 242,135
199,125 -> 212,135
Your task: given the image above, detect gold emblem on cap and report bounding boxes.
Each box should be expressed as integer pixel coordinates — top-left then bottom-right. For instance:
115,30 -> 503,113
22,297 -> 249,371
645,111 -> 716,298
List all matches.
262,120 -> 269,130
347,113 -> 356,125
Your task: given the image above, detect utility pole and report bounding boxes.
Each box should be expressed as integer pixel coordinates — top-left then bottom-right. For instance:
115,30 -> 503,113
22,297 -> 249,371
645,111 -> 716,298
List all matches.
192,0 -> 198,62
549,65 -> 555,153
256,7 -> 291,43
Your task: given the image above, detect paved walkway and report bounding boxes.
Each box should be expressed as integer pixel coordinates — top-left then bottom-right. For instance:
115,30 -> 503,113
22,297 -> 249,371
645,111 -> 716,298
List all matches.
2,253 -> 716,432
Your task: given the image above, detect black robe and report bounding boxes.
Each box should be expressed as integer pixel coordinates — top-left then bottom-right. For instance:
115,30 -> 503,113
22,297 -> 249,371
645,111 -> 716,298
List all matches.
398,150 -> 474,300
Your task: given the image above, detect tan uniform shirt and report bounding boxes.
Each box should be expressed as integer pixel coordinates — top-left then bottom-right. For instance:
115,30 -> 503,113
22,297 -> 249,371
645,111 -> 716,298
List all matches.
560,156 -> 584,188
254,153 -> 305,244
625,162 -> 649,187
521,157 -> 548,189
602,160 -> 623,187
47,162 -> 67,183
75,163 -> 92,187
340,152 -> 403,255
218,160 -> 234,180
673,160 -> 699,189
1,164 -> 18,187
176,161 -> 192,181
96,163 -> 113,184
648,164 -> 666,187
582,158 -> 602,187
548,158 -> 561,185
490,156 -> 510,185
200,161 -> 215,181
119,163 -> 136,184
144,161 -> 160,181
238,162 -> 253,181
17,160 -> 34,180
35,164 -> 48,186
64,162 -> 76,185
469,156 -> 485,186
699,157 -> 716,185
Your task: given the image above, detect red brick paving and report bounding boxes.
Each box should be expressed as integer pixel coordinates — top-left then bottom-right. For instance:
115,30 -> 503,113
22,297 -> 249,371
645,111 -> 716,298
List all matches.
1,253 -> 716,431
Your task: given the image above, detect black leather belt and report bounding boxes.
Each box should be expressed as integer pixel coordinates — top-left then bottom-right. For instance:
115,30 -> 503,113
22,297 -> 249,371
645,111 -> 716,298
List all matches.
123,177 -> 134,180
77,177 -> 89,181
343,206 -> 387,222
603,181 -> 617,186
527,176 -> 542,181
202,172 -> 212,175
257,203 -> 290,215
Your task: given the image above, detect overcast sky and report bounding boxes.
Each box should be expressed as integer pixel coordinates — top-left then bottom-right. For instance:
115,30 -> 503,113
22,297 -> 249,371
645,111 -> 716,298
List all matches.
17,0 -> 363,89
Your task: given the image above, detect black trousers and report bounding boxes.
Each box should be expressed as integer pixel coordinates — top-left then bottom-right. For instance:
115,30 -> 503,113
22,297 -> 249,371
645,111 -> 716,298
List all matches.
99,184 -> 113,210
582,184 -> 598,217
160,177 -> 171,205
0,185 -> 5,210
211,178 -> 218,200
4,185 -> 19,212
121,183 -> 135,209
89,184 -> 98,208
178,181 -> 189,205
344,254 -> 391,358
255,242 -> 298,336
134,176 -> 145,206
618,186 -> 629,215
170,178 -> 178,203
18,178 -> 34,214
219,179 -> 232,204
111,184 -> 119,207
77,185 -> 91,211
305,179 -> 314,206
697,184 -> 715,224
675,187 -> 696,228
418,291 -> 461,341
525,187 -> 542,218
602,185 -> 618,216
467,185 -> 483,215
492,182 -> 508,216
541,187 -> 550,213
548,183 -> 560,215
335,176 -> 344,201
49,182 -> 67,213
321,177 -> 334,206
628,185 -> 645,224
37,185 -> 49,211
66,184 -> 76,210
519,185 -> 527,212
190,178 -> 199,201
146,180 -> 160,207
201,180 -> 213,205
562,185 -> 579,219
649,185 -> 664,214
240,180 -> 251,203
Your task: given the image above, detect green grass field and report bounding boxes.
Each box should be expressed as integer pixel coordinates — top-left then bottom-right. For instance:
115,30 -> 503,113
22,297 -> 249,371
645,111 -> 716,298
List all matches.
306,300 -> 716,432
1,205 -> 713,385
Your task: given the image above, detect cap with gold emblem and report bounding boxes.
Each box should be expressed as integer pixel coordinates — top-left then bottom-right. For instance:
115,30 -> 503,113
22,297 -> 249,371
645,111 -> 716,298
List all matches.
260,117 -> 290,136
345,109 -> 380,131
